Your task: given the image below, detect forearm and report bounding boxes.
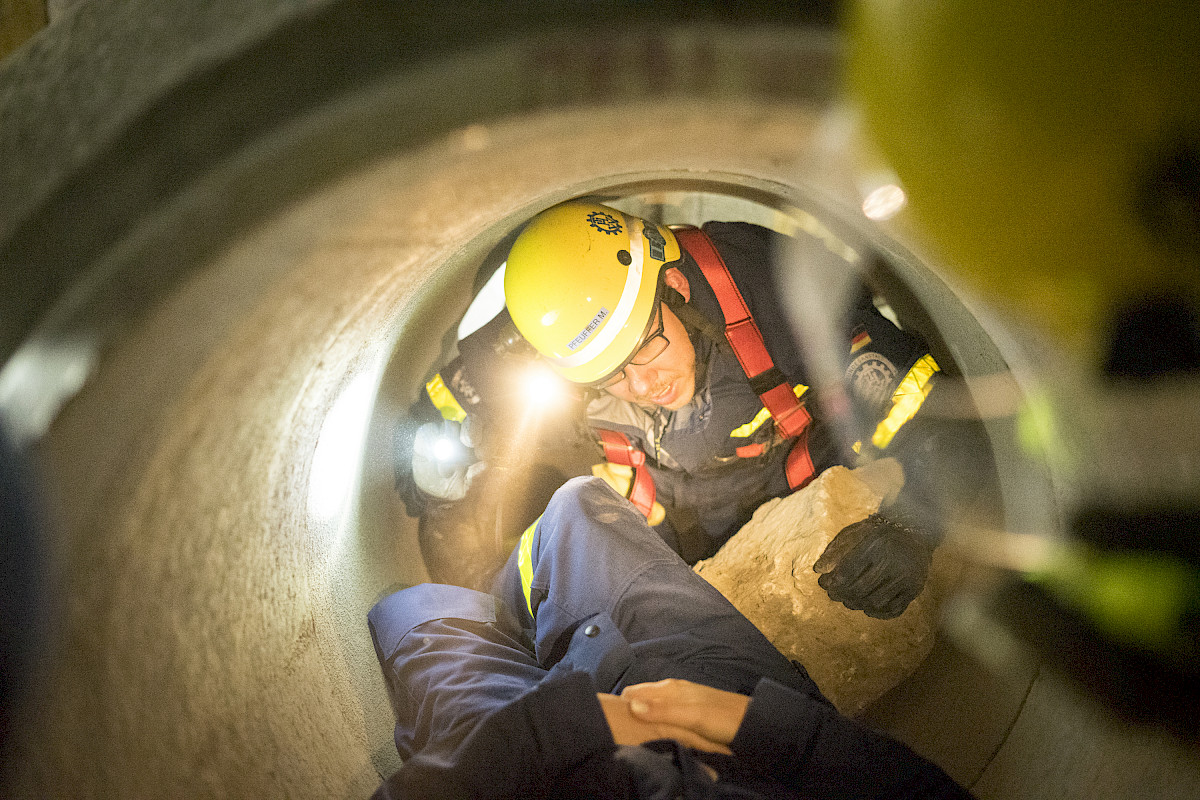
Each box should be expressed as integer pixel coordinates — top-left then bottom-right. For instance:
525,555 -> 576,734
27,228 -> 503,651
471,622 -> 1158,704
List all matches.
731,678 -> 973,799
376,671 -> 631,800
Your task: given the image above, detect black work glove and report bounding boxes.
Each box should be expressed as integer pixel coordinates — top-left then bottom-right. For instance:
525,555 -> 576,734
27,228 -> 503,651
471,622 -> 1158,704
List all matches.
813,513 -> 933,619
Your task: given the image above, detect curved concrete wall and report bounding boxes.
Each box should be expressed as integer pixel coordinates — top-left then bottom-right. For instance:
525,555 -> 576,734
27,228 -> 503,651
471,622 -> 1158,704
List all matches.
1,2 -> 1197,797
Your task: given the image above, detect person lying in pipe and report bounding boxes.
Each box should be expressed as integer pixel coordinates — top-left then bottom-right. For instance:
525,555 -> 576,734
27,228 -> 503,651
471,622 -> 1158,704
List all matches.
367,476 -> 974,799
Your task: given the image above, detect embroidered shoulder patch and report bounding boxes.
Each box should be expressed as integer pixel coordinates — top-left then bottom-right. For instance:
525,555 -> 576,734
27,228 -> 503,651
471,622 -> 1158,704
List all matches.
846,351 -> 897,409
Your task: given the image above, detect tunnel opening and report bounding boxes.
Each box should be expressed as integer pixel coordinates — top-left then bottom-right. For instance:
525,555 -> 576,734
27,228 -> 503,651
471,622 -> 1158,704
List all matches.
381,179 -> 1009,588
381,178 -> 1003,592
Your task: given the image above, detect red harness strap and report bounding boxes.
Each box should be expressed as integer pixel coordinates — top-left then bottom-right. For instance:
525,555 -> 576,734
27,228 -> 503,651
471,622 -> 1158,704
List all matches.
594,227 -> 817,521
674,226 -> 816,491
596,428 -> 657,518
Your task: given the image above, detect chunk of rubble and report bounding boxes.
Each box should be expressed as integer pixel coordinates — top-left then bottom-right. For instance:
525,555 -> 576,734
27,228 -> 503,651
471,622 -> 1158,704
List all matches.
694,460 -> 957,715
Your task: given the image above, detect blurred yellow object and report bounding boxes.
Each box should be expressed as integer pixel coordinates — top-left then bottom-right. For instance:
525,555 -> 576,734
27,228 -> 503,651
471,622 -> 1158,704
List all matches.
591,462 -> 666,526
846,0 -> 1200,369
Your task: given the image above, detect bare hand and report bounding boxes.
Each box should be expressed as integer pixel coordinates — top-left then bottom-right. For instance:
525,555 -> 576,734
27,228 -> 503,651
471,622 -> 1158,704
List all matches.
597,692 -> 732,755
618,679 -> 751,748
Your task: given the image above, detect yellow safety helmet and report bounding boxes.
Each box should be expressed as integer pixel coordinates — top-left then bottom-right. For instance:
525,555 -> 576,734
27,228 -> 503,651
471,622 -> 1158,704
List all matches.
504,201 -> 682,384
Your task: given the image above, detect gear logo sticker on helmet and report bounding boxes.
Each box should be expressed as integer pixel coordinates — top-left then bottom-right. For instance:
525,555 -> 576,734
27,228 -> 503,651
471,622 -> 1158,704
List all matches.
586,211 -> 623,235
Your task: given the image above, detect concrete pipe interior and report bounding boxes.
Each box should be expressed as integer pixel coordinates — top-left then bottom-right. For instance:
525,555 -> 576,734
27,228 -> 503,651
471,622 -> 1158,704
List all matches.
2,3 -> 1199,798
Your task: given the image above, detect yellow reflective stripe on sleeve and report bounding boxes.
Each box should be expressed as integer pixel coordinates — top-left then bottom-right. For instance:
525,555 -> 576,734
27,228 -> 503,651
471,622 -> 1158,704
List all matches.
872,354 -> 940,449
425,373 -> 467,422
729,384 -> 809,438
730,407 -> 772,439
517,515 -> 542,619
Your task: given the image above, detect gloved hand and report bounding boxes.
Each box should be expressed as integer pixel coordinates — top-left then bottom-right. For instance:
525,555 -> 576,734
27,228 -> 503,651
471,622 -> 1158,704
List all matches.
813,513 -> 933,619
591,462 -> 666,526
411,418 -> 486,501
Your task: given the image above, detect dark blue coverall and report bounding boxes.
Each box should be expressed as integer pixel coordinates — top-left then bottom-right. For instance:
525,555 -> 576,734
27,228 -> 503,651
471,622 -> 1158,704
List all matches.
368,477 -> 974,799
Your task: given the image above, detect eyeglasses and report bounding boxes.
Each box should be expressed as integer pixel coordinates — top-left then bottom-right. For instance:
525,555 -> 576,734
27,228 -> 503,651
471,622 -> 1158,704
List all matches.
595,304 -> 670,389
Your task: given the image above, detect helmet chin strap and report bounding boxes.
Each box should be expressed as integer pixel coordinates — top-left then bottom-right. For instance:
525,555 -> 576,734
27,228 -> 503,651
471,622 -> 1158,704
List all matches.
660,277 -> 727,395
663,281 -> 725,343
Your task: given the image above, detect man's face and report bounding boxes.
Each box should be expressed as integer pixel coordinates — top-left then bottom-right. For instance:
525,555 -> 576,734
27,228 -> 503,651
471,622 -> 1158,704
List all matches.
602,303 -> 697,411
